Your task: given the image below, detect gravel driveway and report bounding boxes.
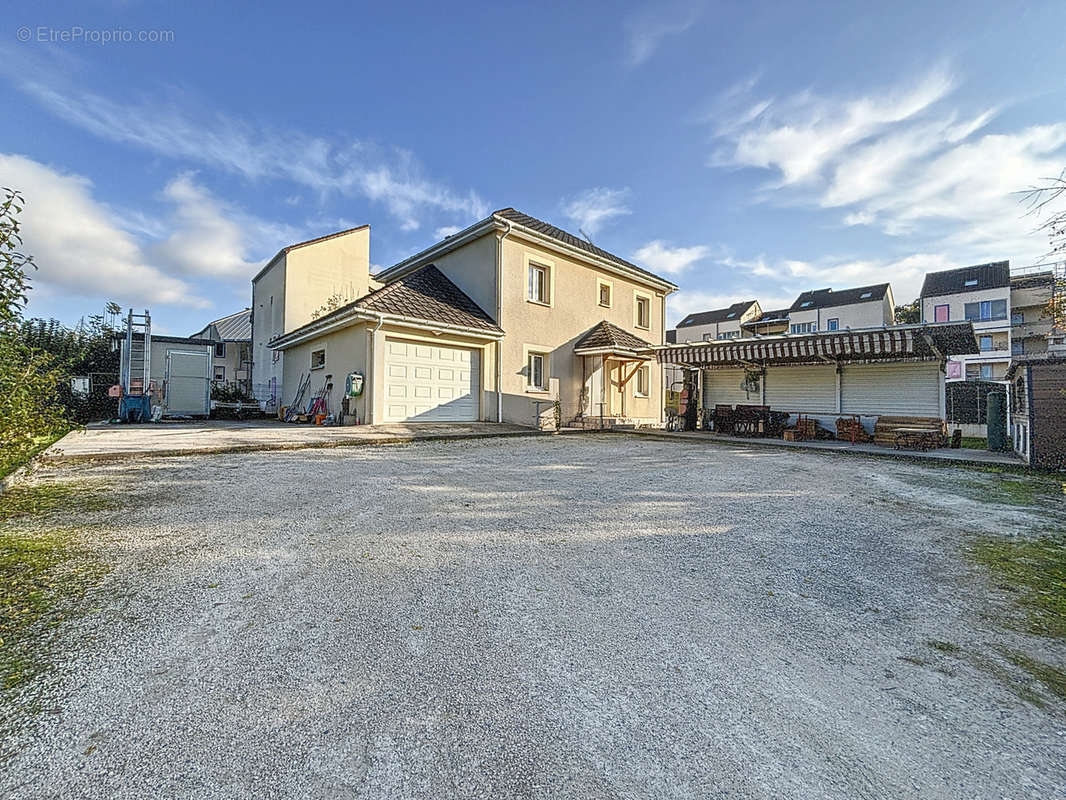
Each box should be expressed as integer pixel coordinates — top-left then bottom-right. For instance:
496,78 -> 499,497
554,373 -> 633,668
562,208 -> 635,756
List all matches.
2,434 -> 1064,799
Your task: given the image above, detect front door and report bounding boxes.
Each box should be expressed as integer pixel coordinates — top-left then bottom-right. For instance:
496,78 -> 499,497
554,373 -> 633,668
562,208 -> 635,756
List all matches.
608,360 -> 625,417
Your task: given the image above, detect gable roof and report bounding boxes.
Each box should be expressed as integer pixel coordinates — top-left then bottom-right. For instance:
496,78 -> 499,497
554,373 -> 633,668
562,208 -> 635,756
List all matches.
193,309 -> 252,341
573,321 -> 654,354
273,265 -> 502,347
920,261 -> 1010,298
677,300 -> 759,328
789,284 -> 889,312
252,224 -> 369,283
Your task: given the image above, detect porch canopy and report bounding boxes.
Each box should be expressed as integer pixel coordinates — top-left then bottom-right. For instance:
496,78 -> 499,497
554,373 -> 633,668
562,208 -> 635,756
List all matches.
574,320 -> 654,359
653,322 -> 978,368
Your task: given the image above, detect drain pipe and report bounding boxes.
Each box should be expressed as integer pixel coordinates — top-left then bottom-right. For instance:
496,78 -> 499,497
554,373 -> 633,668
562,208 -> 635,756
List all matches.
366,313 -> 385,424
495,219 -> 514,423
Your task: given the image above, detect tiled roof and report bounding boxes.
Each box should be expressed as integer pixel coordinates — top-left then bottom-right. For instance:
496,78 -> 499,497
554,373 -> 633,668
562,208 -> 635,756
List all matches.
677,300 -> 759,328
574,320 -> 654,353
492,208 -> 676,289
283,265 -> 502,341
789,284 -> 889,312
920,261 -> 1010,297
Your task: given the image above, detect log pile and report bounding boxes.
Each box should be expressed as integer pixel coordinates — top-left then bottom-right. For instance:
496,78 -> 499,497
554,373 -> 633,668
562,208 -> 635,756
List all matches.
872,416 -> 947,448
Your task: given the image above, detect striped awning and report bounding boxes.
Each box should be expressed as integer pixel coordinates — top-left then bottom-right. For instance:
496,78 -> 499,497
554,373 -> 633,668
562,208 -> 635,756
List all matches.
655,323 -> 978,367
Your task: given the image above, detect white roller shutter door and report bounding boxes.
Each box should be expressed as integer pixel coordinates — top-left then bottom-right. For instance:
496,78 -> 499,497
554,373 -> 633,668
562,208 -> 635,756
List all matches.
703,368 -> 759,406
764,365 -> 837,412
383,339 -> 480,422
841,362 -> 941,417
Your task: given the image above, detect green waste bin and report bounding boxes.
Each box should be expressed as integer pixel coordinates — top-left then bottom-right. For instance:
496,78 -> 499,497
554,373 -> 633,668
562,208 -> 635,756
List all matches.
986,391 -> 1007,451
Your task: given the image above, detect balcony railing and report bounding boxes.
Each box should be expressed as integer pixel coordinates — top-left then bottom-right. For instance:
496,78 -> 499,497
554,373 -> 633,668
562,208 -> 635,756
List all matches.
1012,319 -> 1053,339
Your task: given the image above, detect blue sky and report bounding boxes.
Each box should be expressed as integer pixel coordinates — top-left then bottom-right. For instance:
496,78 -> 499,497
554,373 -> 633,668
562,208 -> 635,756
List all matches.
3,0 -> 1065,333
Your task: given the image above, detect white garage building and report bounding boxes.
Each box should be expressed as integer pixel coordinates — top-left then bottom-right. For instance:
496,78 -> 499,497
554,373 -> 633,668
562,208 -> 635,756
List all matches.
658,323 -> 979,432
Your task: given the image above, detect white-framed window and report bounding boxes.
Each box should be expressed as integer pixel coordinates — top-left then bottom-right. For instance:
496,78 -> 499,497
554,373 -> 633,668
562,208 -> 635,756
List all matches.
634,366 -> 649,397
214,342 -> 226,358
702,333 -> 714,342
790,322 -> 817,333
826,318 -> 839,331
979,335 -> 994,352
528,262 -> 550,305
214,366 -> 226,381
310,348 -> 326,370
598,280 -> 612,308
526,351 -> 548,391
634,292 -> 651,329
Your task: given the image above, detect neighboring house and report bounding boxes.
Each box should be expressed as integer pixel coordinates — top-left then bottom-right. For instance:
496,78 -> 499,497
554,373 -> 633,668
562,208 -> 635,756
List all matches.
115,333 -> 214,417
659,322 -> 978,434
674,300 -> 761,343
786,284 -> 895,333
268,208 -> 677,427
1007,355 -> 1066,469
740,308 -> 790,337
1009,271 -> 1057,358
250,225 -> 372,410
920,261 -> 1012,382
191,309 -> 252,390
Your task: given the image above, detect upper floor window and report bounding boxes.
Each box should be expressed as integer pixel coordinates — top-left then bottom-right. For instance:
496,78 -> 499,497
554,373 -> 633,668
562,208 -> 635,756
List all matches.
214,342 -> 226,358
1012,340 -> 1024,356
964,299 -> 1007,322
635,294 -> 651,329
1011,311 -> 1024,325
859,292 -> 872,299
528,262 -> 550,304
598,281 -> 612,308
934,304 -> 949,323
790,322 -> 817,333
716,330 -> 740,340
963,278 -> 978,287
979,335 -> 994,352
800,301 -> 812,308
826,318 -> 839,331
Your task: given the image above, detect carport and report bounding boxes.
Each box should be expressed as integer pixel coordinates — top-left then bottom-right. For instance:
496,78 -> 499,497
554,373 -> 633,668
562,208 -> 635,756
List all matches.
655,322 -> 979,433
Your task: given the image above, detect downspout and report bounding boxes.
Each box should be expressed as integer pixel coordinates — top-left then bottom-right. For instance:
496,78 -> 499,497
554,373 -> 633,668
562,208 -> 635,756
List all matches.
366,313 -> 384,424
495,219 -> 514,423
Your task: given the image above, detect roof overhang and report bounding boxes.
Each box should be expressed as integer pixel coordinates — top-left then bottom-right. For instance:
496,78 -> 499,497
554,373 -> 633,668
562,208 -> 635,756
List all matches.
375,215 -> 679,294
270,307 -> 504,351
655,322 -> 978,368
573,346 -> 653,360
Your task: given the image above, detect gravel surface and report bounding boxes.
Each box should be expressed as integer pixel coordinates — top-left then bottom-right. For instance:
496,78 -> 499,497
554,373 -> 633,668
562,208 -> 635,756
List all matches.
2,434 -> 1064,799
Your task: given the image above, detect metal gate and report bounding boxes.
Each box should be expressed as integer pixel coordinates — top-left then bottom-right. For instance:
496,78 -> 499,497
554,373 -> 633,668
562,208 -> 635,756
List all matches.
165,349 -> 211,416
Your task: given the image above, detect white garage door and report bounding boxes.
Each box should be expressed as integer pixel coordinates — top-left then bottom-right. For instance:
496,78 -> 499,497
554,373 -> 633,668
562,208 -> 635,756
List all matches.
764,365 -> 837,412
384,339 -> 480,422
841,362 -> 941,417
165,349 -> 211,416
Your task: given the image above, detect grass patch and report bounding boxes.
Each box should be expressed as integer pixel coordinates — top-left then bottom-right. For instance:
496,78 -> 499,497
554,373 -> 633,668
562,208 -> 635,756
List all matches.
926,639 -> 962,654
0,527 -> 107,690
962,472 -> 1065,507
0,430 -> 68,481
959,437 -> 987,450
0,481 -> 113,522
1004,651 -> 1066,702
971,535 -> 1066,639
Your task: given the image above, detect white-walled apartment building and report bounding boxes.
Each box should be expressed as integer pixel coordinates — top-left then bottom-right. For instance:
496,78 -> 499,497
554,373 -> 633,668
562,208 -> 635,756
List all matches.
785,284 -> 895,332
673,300 -> 761,343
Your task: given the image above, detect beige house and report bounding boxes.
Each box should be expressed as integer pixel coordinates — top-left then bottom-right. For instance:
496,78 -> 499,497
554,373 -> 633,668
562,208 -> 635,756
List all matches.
920,262 -> 1012,381
268,208 -> 677,427
250,225 -> 372,409
191,309 -> 252,391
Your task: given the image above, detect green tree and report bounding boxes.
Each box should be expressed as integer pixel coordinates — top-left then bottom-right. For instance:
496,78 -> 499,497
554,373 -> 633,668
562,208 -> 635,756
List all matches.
895,299 -> 921,324
0,188 -> 68,473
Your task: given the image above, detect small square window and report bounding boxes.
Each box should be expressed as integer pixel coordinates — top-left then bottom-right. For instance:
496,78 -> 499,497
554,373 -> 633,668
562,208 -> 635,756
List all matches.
528,263 -> 550,304
979,335 -> 993,351
598,282 -> 612,307
527,352 -> 547,391
964,278 -> 978,287
635,366 -> 649,397
214,342 -> 226,358
827,318 -> 839,331
310,348 -> 326,370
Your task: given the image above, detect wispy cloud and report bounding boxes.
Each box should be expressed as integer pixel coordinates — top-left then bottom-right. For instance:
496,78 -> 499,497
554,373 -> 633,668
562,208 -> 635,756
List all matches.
633,240 -> 710,275
624,2 -> 704,67
562,187 -> 632,238
709,66 -> 1066,266
5,64 -> 488,232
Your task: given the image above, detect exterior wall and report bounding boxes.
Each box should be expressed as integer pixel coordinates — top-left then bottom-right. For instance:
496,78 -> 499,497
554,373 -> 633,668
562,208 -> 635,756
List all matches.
209,340 -> 250,384
923,286 -> 1011,381
675,305 -> 759,343
1029,362 -> 1066,469
284,227 -> 371,333
788,299 -> 890,332
251,254 -> 287,406
498,233 -> 666,425
426,233 -> 498,320
281,323 -> 369,423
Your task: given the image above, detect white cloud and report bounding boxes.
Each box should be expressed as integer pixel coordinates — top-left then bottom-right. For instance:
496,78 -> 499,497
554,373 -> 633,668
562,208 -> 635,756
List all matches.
10,74 -> 487,232
0,153 -> 206,308
435,225 -> 462,239
624,2 -> 703,66
633,240 -> 710,275
562,187 -> 632,237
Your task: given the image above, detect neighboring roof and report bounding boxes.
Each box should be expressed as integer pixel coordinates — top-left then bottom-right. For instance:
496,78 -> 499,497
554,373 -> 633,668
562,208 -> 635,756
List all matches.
666,328 -> 677,344
252,224 -> 369,283
573,321 -> 654,355
656,322 -> 978,368
677,300 -> 759,328
789,284 -> 890,312
191,309 -> 252,341
1006,353 -> 1066,380
374,208 -> 678,292
920,261 -> 1010,298
273,265 -> 502,347
742,308 -> 790,326
112,334 -> 215,347
1010,271 -> 1056,290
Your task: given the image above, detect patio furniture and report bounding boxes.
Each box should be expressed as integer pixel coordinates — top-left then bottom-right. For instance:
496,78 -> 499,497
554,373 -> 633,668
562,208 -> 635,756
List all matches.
733,404 -> 767,436
713,404 -> 735,434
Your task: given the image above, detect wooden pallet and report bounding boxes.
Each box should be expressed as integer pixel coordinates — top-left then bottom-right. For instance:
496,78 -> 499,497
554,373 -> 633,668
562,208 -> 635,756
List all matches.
873,416 -> 946,448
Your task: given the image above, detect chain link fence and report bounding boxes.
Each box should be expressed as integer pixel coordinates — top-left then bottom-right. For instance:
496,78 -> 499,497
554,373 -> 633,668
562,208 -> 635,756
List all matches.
946,380 -> 1006,425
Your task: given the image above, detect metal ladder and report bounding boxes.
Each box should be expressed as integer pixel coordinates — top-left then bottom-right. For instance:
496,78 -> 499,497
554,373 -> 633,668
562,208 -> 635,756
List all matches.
121,309 -> 152,395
